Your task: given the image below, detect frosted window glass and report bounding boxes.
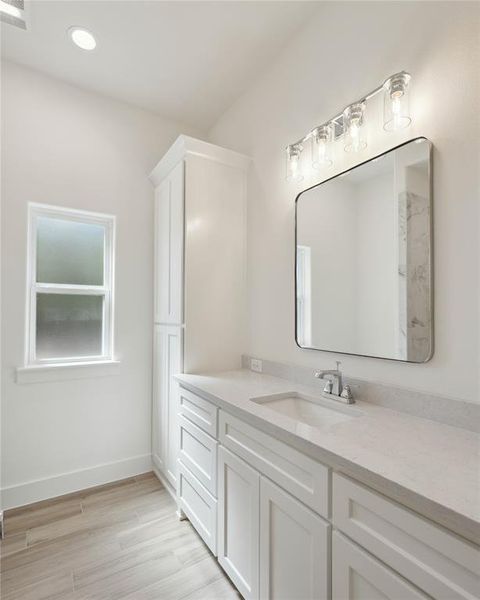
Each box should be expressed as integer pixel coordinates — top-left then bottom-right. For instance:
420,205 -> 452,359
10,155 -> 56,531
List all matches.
36,217 -> 105,285
36,294 -> 103,359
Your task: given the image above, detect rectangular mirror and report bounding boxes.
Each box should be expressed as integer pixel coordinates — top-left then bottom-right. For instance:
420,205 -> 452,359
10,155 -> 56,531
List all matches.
295,137 -> 432,362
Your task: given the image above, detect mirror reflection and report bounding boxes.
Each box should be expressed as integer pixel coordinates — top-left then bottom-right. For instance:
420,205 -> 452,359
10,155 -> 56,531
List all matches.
296,138 -> 432,362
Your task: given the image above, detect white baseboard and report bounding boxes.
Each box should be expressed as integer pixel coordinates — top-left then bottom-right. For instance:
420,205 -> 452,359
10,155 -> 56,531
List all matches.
152,455 -> 176,503
1,454 -> 152,510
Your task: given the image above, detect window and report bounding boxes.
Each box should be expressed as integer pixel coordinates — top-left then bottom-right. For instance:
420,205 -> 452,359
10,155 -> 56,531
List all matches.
26,203 -> 115,366
296,245 -> 312,348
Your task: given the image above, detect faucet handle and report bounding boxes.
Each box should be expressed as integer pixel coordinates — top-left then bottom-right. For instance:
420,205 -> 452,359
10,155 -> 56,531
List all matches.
340,385 -> 353,401
335,360 -> 342,372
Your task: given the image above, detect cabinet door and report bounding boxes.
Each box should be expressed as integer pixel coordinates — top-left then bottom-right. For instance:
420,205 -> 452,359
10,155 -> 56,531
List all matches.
259,477 -> 330,600
154,160 -> 184,325
332,532 -> 428,600
152,326 -> 165,471
152,324 -> 183,489
217,446 -> 259,600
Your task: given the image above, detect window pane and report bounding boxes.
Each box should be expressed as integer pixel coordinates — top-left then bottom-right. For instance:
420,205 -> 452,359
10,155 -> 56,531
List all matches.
36,216 -> 105,285
36,294 -> 103,360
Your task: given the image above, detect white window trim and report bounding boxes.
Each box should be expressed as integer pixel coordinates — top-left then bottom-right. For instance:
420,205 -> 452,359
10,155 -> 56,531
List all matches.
22,203 -> 116,374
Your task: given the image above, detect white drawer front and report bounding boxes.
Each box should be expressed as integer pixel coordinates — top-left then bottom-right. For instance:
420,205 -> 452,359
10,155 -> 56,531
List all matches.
178,462 -> 217,555
179,387 -> 218,438
179,414 -> 217,496
333,473 -> 480,600
219,410 -> 329,518
333,532 -> 428,600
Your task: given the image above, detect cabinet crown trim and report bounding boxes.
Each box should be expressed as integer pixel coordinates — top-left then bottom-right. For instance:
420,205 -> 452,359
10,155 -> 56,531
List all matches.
149,135 -> 251,185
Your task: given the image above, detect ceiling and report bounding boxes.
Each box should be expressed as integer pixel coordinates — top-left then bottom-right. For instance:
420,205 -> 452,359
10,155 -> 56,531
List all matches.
1,1 -> 319,130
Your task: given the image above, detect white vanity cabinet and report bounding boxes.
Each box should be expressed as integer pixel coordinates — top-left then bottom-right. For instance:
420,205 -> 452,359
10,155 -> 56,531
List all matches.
175,384 -> 480,600
149,136 -> 249,494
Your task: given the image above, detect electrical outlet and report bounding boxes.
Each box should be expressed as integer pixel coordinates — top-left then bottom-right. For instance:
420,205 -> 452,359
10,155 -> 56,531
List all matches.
250,358 -> 263,373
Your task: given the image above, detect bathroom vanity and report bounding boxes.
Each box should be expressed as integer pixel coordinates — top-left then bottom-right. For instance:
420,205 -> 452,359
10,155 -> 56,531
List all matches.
174,369 -> 479,600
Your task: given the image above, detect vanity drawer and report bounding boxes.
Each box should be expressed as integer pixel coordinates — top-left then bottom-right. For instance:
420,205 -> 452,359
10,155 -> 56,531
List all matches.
179,386 -> 218,438
219,410 -> 329,517
179,414 -> 217,496
178,461 -> 217,555
333,473 -> 480,600
333,532 -> 428,600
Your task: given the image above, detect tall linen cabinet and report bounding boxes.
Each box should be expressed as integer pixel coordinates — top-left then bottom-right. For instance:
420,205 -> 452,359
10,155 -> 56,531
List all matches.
149,135 -> 249,494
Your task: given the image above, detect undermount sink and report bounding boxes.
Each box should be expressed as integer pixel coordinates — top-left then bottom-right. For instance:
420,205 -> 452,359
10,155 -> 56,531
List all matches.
250,392 -> 362,429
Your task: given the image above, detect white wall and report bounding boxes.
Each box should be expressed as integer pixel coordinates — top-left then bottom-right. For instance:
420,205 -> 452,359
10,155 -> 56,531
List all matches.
208,1 -> 480,403
1,61 -> 202,507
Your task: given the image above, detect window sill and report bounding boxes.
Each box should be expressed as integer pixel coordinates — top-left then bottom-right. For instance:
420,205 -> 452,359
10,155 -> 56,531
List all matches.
16,360 -> 121,384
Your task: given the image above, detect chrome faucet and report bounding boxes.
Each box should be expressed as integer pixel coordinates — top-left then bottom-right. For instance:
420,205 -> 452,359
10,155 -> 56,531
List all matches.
315,361 -> 343,395
314,361 -> 354,404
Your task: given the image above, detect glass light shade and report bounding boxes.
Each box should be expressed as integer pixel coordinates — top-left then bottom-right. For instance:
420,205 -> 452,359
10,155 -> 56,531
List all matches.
312,124 -> 333,169
343,102 -> 367,153
383,72 -> 411,131
285,144 -> 304,182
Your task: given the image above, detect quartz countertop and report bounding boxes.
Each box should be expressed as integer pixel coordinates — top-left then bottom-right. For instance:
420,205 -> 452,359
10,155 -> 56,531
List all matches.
175,369 -> 480,544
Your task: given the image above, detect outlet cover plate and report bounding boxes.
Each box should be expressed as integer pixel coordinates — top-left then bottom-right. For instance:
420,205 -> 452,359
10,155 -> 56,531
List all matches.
250,358 -> 263,373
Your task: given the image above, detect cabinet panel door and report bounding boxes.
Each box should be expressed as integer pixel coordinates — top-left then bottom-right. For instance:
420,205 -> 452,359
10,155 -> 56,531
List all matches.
152,324 -> 183,489
154,161 -> 184,324
332,532 -> 428,600
217,446 -> 259,600
259,477 -> 330,600
152,326 -> 165,471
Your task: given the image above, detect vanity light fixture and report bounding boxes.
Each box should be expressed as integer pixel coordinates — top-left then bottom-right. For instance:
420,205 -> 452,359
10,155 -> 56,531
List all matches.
343,101 -> 367,153
0,0 -> 26,29
285,71 -> 412,181
285,143 -> 304,183
312,124 -> 333,169
68,27 -> 97,51
383,72 -> 411,131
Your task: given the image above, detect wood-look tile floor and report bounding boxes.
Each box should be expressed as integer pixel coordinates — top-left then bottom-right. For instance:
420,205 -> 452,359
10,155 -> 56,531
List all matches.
0,473 -> 241,600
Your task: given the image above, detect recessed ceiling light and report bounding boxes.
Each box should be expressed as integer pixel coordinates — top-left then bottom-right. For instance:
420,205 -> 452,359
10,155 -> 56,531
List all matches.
68,27 -> 96,51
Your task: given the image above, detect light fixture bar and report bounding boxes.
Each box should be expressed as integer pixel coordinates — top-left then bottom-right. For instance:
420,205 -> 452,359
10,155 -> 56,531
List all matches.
287,71 -> 410,149
0,0 -> 26,29
4,0 -> 24,9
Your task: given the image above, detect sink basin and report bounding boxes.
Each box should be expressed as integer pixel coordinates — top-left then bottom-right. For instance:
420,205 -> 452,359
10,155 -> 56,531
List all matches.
250,392 -> 361,429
